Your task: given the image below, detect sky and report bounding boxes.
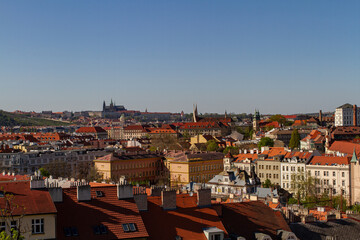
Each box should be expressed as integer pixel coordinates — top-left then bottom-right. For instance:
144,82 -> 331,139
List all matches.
0,1 -> 359,114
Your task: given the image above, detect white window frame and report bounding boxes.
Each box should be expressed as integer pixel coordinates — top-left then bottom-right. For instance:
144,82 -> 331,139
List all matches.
32,218 -> 44,234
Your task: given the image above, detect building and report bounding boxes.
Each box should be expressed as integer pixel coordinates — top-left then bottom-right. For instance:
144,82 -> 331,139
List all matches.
0,180 -> 57,240
165,151 -> 224,187
75,127 -> 108,139
334,103 -> 360,127
123,125 -> 149,140
280,151 -> 315,192
102,100 -> 127,119
54,183 -> 149,240
300,130 -> 325,151
94,152 -> 164,183
307,156 -> 350,198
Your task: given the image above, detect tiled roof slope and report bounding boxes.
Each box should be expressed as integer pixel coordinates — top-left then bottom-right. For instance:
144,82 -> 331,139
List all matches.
220,201 -> 291,240
55,186 -> 148,240
0,181 -> 57,216
76,127 -> 106,133
140,194 -> 228,240
290,218 -> 360,240
308,156 -> 350,165
328,141 -> 360,156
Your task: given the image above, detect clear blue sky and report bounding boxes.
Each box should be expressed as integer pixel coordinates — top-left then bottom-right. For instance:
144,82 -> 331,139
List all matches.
1,1 -> 359,114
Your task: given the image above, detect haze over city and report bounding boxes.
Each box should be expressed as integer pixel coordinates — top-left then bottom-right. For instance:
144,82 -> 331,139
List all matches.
1,1 -> 359,114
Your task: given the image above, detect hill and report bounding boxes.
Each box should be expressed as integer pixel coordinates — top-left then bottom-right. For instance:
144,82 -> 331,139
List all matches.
0,111 -> 70,127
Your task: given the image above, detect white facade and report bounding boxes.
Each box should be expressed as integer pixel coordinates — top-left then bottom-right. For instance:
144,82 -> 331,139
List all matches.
280,159 -> 306,192
334,104 -> 360,127
307,164 -> 350,198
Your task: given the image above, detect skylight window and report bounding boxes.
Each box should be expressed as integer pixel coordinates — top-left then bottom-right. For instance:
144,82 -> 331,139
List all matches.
95,191 -> 103,197
64,228 -> 71,237
122,224 -> 130,232
129,223 -> 137,232
71,227 -> 79,236
99,225 -> 107,234
93,226 -> 100,235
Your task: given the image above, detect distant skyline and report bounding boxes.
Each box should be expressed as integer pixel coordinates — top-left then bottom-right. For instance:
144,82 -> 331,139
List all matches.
1,1 -> 359,114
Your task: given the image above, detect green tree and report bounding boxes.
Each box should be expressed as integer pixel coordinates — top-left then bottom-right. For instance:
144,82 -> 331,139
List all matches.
288,197 -> 298,205
269,114 -> 286,125
263,179 -> 272,188
289,129 -> 300,149
206,140 -> 219,152
258,137 -> 274,150
39,167 -> 50,178
223,146 -> 239,155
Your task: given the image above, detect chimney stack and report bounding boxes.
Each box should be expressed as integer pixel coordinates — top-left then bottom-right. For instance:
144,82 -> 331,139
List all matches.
353,105 -> 357,126
30,175 -> 45,189
117,183 -> 133,199
197,188 -> 211,208
48,187 -> 63,203
77,185 -> 91,201
134,187 -> 148,211
319,110 -> 323,125
161,190 -> 177,210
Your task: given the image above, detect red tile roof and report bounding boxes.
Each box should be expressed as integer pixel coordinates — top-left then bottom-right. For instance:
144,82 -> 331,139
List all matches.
233,153 -> 258,162
0,181 -> 57,216
76,127 -> 106,133
284,151 -> 312,159
308,156 -> 350,166
328,141 -> 360,156
55,186 -> 149,240
220,201 -> 291,240
262,147 -> 288,157
140,194 -> 228,240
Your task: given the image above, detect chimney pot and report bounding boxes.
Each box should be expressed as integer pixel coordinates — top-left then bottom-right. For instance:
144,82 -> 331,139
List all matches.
77,185 -> 91,201
161,190 -> 176,210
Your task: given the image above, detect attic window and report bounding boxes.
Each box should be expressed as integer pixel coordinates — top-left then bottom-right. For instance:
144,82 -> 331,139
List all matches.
95,191 -> 103,197
64,227 -> 78,237
99,224 -> 108,234
122,223 -> 137,232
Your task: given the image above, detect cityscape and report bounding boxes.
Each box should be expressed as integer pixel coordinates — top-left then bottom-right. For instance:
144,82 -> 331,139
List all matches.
1,1 -> 360,240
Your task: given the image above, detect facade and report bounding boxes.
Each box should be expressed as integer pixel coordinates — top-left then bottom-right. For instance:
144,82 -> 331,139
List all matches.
123,125 -> 149,140
0,149 -> 108,175
300,130 -> 325,151
256,158 -> 281,186
94,152 -> 164,183
334,103 -> 360,127
0,181 -> 57,240
165,151 -> 224,187
307,156 -> 350,199
280,152 -> 313,192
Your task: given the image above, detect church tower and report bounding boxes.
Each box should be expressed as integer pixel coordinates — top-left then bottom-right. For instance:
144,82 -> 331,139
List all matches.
253,109 -> 260,131
103,101 -> 106,111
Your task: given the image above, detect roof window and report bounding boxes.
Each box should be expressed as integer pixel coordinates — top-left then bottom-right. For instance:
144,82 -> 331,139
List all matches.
95,191 -> 103,197
64,227 -> 78,237
122,223 -> 137,232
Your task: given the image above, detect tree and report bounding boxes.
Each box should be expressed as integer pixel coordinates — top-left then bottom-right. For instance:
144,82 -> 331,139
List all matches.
0,188 -> 26,240
269,114 -> 286,125
206,140 -> 219,152
39,168 -> 50,178
258,137 -> 274,150
223,146 -> 239,155
263,179 -> 272,188
289,129 -> 300,149
290,170 -> 316,203
87,166 -> 103,182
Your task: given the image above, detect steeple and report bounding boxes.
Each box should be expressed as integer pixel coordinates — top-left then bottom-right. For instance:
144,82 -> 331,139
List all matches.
225,110 -> 227,119
110,99 -> 114,108
193,104 -> 198,122
103,101 -> 106,111
351,148 -> 358,163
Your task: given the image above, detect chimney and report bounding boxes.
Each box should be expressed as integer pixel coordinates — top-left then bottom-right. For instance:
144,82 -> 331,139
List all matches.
48,187 -> 63,203
134,193 -> 148,211
319,110 -> 323,124
161,190 -> 177,210
117,183 -> 133,199
30,176 -> 45,189
150,186 -> 164,196
77,185 -> 91,201
353,105 -> 357,126
197,188 -> 211,208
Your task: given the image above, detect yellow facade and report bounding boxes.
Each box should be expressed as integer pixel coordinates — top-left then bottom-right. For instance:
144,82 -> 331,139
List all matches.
168,157 -> 223,187
0,214 -> 56,240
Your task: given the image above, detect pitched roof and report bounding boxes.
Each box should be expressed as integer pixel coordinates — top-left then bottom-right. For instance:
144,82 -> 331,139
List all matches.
76,127 -> 106,133
328,141 -> 360,156
233,153 -> 258,162
55,186 -> 149,240
262,147 -> 288,157
0,181 -> 57,216
220,201 -> 291,240
308,156 -> 350,166
284,151 -> 312,160
140,194 -> 227,240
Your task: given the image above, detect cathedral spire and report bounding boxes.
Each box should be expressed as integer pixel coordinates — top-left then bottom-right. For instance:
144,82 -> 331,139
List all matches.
193,104 -> 198,122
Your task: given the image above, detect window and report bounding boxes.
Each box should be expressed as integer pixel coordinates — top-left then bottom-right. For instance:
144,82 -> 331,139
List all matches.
10,221 -> 17,230
99,225 -> 108,234
342,180 -> 345,186
333,171 -> 336,177
32,218 -> 44,234
71,227 -> 79,236
333,180 -> 336,186
342,172 -> 345,177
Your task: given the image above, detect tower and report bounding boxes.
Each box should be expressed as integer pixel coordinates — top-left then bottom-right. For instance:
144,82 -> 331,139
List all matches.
319,110 -> 323,126
350,148 -> 360,205
193,104 -> 198,122
253,109 -> 260,131
353,105 -> 357,126
103,101 -> 106,111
